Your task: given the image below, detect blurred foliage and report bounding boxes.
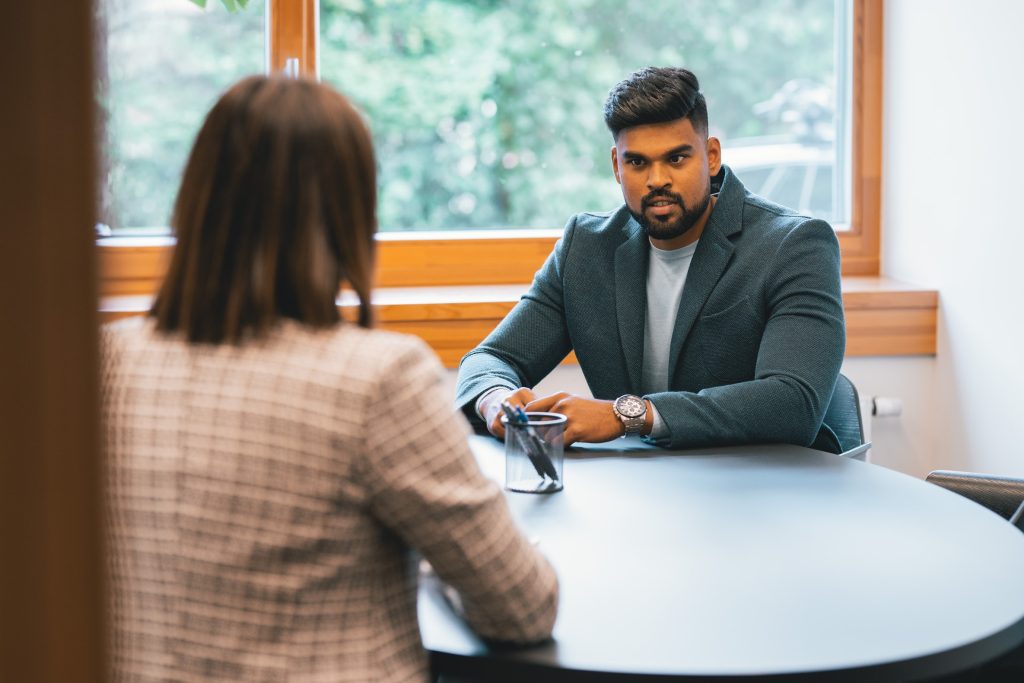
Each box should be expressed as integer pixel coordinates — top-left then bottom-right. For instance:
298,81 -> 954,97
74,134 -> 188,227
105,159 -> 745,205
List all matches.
96,0 -> 265,232
97,0 -> 835,233
321,0 -> 835,231
188,0 -> 251,12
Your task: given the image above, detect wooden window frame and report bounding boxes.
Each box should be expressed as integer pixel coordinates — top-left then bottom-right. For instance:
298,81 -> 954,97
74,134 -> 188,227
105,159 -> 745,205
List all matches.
100,0 -> 882,291
838,0 -> 883,275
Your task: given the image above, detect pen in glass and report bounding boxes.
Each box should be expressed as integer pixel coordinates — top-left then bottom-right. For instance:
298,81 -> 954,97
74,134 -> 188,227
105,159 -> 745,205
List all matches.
500,402 -> 558,481
512,404 -> 559,481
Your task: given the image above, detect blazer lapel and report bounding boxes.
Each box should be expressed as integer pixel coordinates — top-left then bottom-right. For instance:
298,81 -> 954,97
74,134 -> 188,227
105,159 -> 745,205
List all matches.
614,220 -> 648,395
667,174 -> 743,380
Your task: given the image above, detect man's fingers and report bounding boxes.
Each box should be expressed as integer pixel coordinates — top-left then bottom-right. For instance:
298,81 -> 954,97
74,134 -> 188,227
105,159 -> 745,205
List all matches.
507,387 -> 537,407
484,387 -> 536,439
525,392 -> 570,413
524,397 -> 554,412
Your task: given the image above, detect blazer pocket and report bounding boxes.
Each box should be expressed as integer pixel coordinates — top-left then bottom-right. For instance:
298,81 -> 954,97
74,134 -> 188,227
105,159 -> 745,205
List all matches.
696,298 -> 763,383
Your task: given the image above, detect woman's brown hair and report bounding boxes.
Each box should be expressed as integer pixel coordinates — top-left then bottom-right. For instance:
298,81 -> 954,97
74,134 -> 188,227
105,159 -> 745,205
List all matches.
151,75 -> 376,343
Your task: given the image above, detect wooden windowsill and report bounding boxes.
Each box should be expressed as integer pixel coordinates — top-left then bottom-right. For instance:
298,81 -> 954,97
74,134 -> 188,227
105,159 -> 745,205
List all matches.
100,276 -> 938,367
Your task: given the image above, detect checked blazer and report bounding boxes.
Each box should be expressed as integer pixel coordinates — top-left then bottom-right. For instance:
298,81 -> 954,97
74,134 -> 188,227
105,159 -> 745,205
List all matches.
102,317 -> 557,682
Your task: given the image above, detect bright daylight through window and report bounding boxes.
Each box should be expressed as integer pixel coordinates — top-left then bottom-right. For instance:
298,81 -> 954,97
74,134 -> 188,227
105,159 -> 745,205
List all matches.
95,0 -> 265,236
97,0 -> 850,236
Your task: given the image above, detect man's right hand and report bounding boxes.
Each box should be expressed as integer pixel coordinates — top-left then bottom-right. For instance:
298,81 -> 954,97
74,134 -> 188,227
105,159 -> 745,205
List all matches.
480,387 -> 537,439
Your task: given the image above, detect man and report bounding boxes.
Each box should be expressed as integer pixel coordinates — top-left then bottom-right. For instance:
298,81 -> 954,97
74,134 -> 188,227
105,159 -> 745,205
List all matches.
455,66 -> 846,452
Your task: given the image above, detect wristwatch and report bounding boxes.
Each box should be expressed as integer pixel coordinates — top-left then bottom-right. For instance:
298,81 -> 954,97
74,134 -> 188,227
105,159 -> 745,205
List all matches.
613,394 -> 647,435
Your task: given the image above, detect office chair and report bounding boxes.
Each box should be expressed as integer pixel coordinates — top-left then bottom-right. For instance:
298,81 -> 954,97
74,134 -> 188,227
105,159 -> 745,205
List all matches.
923,470 -> 1024,681
820,373 -> 868,460
925,470 -> 1024,532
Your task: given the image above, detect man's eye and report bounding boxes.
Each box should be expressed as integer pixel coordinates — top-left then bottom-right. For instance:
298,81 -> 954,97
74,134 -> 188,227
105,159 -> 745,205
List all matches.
628,158 -> 645,167
669,154 -> 688,164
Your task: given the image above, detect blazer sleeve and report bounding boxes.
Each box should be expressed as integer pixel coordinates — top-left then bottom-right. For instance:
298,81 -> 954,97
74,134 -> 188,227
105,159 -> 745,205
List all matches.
646,218 -> 846,449
361,338 -> 559,643
453,216 -> 579,420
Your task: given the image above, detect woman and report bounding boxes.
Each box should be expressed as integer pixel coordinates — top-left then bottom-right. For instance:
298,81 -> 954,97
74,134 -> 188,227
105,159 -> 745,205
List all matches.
101,76 -> 558,682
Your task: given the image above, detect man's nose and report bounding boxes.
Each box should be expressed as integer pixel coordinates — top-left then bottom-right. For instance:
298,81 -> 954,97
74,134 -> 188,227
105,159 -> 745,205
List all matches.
646,163 -> 670,190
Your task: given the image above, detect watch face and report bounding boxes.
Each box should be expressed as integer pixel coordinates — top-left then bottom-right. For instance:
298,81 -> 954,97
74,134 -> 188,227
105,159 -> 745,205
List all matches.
616,395 -> 646,418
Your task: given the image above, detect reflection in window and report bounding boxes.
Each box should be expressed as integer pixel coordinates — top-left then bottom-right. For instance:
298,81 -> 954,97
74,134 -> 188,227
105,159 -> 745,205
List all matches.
810,165 -> 834,218
96,0 -> 265,235
320,0 -> 849,232
772,167 -> 806,214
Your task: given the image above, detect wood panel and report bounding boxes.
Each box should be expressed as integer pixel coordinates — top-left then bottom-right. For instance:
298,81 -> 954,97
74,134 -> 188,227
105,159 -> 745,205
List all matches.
97,239 -> 172,296
376,319 -> 507,368
845,308 -> 937,356
375,231 -> 560,287
841,276 -> 938,310
0,2 -> 105,681
101,277 -> 938,367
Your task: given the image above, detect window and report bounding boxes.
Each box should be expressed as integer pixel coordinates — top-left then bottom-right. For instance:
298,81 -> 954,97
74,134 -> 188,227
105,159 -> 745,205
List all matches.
319,0 -> 851,232
95,0 -> 266,236
97,0 -> 881,292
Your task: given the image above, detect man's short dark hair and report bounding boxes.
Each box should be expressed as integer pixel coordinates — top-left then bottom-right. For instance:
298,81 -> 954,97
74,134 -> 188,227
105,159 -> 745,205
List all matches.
603,66 -> 708,139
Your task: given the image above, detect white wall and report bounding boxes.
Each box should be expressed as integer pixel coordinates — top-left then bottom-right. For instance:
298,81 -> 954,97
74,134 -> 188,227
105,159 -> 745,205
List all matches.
447,1 -> 1024,479
876,0 -> 1024,477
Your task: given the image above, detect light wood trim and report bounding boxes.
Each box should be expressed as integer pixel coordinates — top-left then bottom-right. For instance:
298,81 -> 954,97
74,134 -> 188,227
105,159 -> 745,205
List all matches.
845,308 -> 936,356
101,277 -> 938,367
838,0 -> 883,275
376,231 -> 560,287
1,2 -> 105,680
267,0 -> 318,76
97,239 -> 172,296
840,276 -> 938,310
97,233 -> 563,295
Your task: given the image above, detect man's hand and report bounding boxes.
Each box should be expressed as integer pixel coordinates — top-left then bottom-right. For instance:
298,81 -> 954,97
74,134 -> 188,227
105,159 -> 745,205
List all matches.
480,387 -> 537,439
525,393 -> 625,446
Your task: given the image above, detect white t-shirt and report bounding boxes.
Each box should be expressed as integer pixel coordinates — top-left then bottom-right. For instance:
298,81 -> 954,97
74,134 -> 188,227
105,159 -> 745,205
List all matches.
642,239 -> 698,436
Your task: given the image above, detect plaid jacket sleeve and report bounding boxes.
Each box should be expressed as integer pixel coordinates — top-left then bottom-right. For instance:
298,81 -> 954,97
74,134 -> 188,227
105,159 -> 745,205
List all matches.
361,339 -> 559,643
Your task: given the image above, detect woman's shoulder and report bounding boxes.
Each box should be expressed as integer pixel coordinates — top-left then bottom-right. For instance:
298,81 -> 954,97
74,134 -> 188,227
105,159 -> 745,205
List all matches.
279,321 -> 439,373
100,315 -> 154,352
99,318 -> 442,384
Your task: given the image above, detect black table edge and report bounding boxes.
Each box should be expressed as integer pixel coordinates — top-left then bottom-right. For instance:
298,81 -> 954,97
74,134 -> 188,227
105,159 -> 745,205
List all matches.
429,613 -> 1024,682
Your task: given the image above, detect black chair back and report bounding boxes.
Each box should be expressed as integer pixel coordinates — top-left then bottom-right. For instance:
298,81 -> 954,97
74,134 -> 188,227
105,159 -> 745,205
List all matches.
821,373 -> 865,456
924,470 -> 1024,679
926,470 -> 1024,522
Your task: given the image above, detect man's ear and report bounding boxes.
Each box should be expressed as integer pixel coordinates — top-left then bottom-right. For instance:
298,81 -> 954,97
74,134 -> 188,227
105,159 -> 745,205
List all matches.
611,145 -> 622,185
706,136 -> 722,175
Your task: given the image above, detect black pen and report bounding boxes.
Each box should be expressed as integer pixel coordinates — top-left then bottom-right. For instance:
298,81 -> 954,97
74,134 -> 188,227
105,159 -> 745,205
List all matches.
499,401 -> 546,479
513,405 -> 560,482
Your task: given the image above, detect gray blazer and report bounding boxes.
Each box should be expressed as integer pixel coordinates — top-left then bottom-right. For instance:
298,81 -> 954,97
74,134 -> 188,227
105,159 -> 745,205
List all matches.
456,166 -> 846,452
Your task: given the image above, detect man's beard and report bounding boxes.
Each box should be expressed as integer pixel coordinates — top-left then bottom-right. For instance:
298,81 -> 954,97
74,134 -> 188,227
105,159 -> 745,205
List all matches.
629,186 -> 711,241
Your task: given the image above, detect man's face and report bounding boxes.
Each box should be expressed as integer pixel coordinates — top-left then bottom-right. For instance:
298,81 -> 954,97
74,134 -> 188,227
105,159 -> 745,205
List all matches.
611,117 -> 721,247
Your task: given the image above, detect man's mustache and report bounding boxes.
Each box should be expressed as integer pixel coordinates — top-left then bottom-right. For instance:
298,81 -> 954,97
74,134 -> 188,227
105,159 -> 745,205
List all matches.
641,190 -> 685,210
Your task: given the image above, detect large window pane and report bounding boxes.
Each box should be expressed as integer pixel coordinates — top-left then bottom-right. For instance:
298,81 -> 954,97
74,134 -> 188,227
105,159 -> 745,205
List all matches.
96,0 -> 265,235
320,0 -> 849,232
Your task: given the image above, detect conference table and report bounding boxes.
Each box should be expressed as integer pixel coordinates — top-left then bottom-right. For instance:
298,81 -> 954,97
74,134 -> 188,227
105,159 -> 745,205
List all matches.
419,435 -> 1024,681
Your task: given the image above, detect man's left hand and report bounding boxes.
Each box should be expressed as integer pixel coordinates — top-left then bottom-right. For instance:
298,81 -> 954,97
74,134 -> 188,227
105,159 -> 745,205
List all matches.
524,393 -> 624,446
